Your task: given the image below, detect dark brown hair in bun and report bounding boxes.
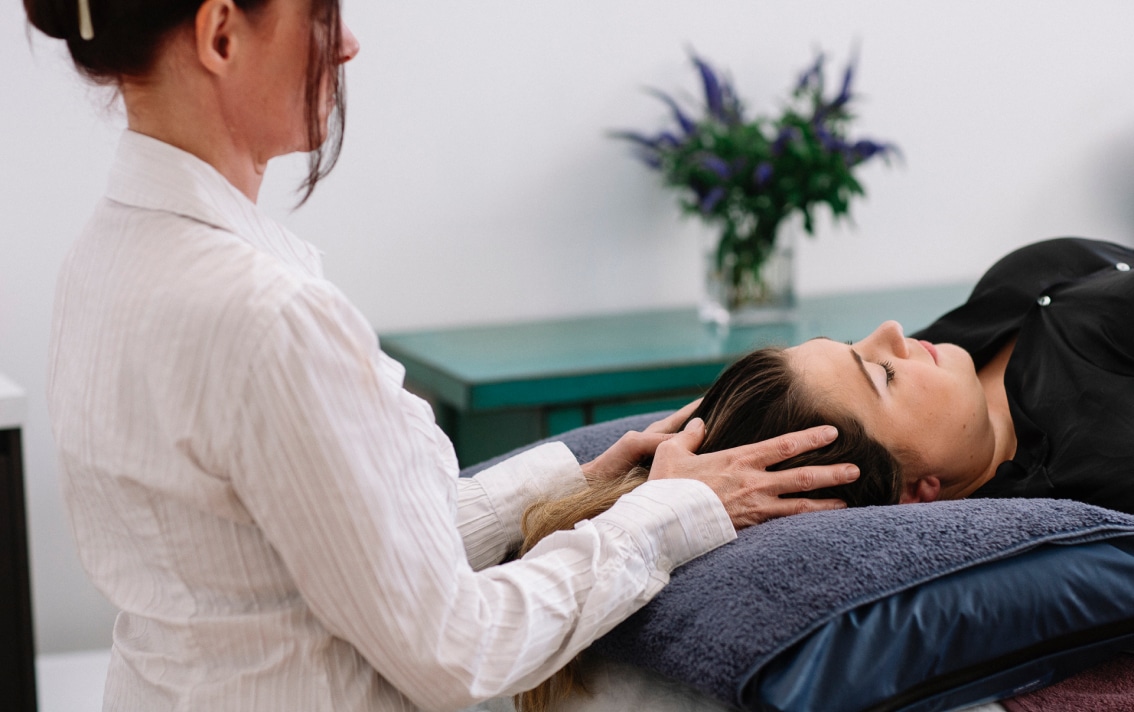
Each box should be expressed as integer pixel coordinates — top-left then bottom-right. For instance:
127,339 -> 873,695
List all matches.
24,0 -> 207,82
23,0 -> 347,205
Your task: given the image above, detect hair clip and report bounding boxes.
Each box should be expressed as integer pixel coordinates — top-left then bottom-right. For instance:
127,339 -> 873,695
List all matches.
78,0 -> 94,40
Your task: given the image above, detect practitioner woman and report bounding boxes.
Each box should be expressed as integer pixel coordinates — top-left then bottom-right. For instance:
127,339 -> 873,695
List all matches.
27,1 -> 863,710
518,236 -> 1134,710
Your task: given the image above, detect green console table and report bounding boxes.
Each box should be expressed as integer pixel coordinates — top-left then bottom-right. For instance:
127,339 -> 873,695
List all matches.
380,283 -> 972,467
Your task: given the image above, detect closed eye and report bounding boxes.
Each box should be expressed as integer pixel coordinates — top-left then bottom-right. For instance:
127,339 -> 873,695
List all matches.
878,360 -> 896,385
846,340 -> 895,390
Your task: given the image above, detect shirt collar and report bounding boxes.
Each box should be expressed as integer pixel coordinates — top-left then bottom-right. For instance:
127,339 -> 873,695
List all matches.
105,130 -> 323,277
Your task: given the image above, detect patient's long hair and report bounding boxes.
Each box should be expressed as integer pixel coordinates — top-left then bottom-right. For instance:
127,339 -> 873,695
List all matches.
513,347 -> 901,712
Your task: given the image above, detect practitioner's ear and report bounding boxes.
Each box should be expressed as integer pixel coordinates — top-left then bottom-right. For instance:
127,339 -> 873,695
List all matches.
899,475 -> 941,504
195,0 -> 240,76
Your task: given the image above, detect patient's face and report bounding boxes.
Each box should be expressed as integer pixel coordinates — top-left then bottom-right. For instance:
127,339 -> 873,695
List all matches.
785,321 -> 995,495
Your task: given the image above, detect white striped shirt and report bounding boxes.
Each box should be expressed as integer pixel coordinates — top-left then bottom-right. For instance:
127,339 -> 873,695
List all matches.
47,131 -> 735,711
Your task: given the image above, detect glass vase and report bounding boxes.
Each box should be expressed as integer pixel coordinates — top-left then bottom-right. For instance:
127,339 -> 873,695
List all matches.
698,228 -> 797,327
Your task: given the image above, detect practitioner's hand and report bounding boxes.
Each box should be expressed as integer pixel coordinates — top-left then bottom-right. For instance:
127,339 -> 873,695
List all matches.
647,418 -> 859,530
643,398 -> 702,434
580,400 -> 704,485
580,429 -> 674,486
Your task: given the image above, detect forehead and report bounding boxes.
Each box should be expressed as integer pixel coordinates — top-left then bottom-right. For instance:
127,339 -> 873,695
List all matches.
786,337 -> 846,370
785,338 -> 865,400
789,340 -> 884,412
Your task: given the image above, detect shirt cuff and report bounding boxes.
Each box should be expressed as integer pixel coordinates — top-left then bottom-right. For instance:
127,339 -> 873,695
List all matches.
594,478 -> 736,572
473,442 -> 587,551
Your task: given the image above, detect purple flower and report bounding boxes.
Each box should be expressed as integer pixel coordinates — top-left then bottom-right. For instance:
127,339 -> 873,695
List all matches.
607,130 -> 684,169
608,130 -> 666,150
847,139 -> 898,164
827,58 -> 856,111
692,54 -> 725,121
634,149 -> 663,169
645,89 -> 697,136
771,126 -> 802,155
695,153 -> 731,179
699,186 -> 726,213
753,162 -> 773,186
795,53 -> 825,94
718,79 -> 744,124
815,125 -> 849,153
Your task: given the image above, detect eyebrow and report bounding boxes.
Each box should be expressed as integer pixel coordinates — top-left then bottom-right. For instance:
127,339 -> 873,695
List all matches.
811,335 -> 881,398
850,349 -> 882,399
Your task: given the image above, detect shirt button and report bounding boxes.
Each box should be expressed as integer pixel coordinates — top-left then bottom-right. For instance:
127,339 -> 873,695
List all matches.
1037,295 -> 1051,306
1118,262 -> 1131,272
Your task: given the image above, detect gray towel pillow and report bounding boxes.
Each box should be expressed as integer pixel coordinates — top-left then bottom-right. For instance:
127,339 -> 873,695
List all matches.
462,415 -> 1134,712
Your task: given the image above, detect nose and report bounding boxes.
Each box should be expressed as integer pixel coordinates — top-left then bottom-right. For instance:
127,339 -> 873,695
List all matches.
339,20 -> 360,64
864,320 -> 910,359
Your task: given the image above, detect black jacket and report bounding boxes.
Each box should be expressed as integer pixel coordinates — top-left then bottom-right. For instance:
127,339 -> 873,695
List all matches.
913,238 -> 1134,514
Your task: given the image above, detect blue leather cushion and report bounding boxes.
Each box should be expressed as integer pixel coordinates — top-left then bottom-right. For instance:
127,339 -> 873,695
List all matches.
588,499 -> 1134,712
748,537 -> 1134,712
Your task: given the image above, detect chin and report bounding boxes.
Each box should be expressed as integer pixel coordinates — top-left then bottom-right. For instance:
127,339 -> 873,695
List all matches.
305,116 -> 333,152
287,127 -> 329,155
940,343 -> 975,370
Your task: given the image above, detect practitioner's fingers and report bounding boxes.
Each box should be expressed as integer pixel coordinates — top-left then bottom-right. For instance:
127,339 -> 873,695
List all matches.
725,493 -> 851,530
645,417 -> 708,481
648,422 -> 858,530
760,463 -> 863,498
730,425 -> 841,469
644,398 -> 703,434
581,430 -> 676,485
703,462 -> 858,530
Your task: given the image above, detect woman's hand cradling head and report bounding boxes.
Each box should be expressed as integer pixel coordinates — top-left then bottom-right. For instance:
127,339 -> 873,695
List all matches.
643,398 -> 703,434
579,398 -> 705,485
648,419 -> 860,529
580,429 -> 674,486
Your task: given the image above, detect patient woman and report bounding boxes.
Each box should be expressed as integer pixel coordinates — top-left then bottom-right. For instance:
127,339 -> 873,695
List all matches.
516,235 -> 1134,711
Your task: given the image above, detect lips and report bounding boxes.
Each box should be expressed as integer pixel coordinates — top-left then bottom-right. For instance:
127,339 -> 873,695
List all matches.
919,340 -> 939,365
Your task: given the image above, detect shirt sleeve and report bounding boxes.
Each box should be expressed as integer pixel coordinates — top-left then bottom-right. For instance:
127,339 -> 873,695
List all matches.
225,280 -> 735,710
456,442 -> 585,570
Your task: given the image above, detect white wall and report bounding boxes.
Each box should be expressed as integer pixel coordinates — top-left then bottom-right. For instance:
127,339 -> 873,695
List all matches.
4,0 -> 1134,654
